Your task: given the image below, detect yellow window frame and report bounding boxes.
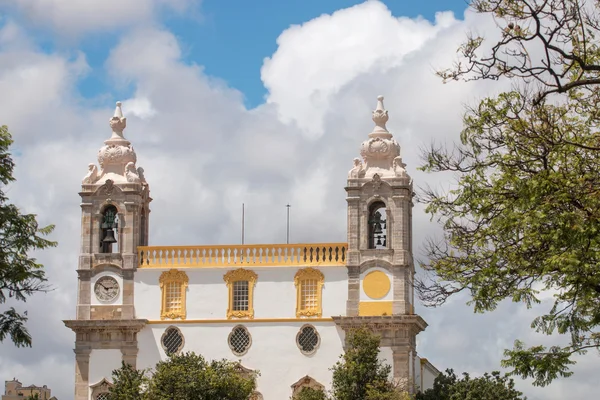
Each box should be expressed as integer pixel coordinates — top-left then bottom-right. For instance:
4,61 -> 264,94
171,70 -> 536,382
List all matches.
224,268 -> 258,319
159,269 -> 189,320
294,268 -> 324,317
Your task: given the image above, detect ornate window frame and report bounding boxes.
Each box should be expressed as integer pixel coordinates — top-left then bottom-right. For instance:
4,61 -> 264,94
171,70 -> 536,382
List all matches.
161,325 -> 185,355
294,268 -> 325,317
224,268 -> 257,319
228,325 -> 252,356
159,269 -> 189,320
296,324 -> 321,355
90,378 -> 112,400
291,375 -> 325,397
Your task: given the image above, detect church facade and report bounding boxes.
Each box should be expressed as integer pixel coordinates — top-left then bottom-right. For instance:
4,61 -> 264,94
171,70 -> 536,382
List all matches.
64,96 -> 439,400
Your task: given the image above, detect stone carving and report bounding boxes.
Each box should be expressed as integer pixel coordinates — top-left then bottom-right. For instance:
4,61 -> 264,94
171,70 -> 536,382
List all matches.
372,95 -> 389,133
97,144 -> 137,171
137,167 -> 147,184
125,162 -> 140,183
102,180 -> 115,196
82,163 -> 99,184
372,174 -> 382,190
348,158 -> 365,178
393,156 -> 407,177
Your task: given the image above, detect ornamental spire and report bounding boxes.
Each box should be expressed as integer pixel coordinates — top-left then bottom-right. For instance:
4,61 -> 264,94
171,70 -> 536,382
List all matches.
108,101 -> 127,142
370,95 -> 389,136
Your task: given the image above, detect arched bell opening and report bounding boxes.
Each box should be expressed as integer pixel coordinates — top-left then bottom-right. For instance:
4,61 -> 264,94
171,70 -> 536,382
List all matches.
368,201 -> 387,249
100,205 -> 119,254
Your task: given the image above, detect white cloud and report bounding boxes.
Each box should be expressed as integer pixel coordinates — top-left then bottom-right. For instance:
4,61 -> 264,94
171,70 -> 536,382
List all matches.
0,0 -> 200,36
0,2 -> 598,400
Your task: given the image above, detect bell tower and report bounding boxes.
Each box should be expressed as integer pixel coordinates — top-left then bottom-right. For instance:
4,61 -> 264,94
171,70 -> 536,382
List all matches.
333,96 -> 427,391
65,102 -> 150,400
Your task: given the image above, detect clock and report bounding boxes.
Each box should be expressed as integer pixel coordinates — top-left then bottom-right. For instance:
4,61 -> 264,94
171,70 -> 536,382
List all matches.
94,276 -> 120,302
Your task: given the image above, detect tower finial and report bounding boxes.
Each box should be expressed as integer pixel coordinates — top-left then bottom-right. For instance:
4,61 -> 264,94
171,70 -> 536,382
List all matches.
109,101 -> 127,139
371,95 -> 389,134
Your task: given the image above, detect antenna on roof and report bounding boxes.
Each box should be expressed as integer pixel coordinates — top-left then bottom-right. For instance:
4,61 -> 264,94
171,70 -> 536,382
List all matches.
286,204 -> 291,244
242,203 -> 245,245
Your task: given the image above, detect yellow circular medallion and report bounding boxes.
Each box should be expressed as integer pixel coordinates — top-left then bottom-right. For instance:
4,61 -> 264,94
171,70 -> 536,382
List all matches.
363,270 -> 391,299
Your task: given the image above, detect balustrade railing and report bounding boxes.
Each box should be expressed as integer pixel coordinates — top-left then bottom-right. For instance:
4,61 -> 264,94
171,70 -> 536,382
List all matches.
137,243 -> 347,268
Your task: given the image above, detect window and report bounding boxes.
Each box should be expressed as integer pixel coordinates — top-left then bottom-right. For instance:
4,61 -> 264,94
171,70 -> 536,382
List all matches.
100,205 -> 119,253
224,268 -> 257,319
161,326 -> 184,355
296,325 -> 320,355
96,394 -> 109,400
228,325 -> 251,356
159,269 -> 188,320
294,268 -> 324,317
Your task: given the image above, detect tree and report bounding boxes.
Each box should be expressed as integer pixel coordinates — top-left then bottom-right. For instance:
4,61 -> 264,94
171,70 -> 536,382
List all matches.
417,0 -> 600,387
108,361 -> 148,400
330,327 -> 408,400
0,125 -> 56,347
109,352 -> 256,400
416,369 -> 525,400
295,387 -> 329,400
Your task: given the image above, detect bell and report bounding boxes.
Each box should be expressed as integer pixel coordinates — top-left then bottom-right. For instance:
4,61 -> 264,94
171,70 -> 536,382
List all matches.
373,223 -> 383,235
376,236 -> 382,246
103,229 -> 117,244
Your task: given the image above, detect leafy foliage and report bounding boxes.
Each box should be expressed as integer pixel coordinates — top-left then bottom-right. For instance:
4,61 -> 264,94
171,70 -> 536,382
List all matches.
108,361 -> 149,400
418,0 -> 600,387
0,125 -> 57,347
294,387 -> 329,400
416,369 -> 525,400
330,327 -> 407,400
109,352 -> 256,400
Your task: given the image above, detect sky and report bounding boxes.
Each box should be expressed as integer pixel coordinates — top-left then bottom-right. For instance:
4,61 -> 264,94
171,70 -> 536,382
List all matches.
0,0 -> 598,399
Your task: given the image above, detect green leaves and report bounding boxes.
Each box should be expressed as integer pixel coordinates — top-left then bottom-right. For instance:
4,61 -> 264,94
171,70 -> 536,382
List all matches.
109,353 -> 256,400
419,0 -> 600,387
0,125 -> 57,347
416,369 -> 525,400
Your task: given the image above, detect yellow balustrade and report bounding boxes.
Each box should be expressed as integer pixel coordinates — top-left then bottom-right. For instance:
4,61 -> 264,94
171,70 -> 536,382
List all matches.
137,243 -> 348,268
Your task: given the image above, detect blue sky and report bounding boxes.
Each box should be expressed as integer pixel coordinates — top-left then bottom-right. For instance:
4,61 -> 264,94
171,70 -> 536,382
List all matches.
14,0 -> 469,109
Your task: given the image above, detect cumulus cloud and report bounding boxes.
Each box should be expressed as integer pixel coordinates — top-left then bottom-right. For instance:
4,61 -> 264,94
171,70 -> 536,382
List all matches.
0,0 -> 200,36
0,2 -> 598,400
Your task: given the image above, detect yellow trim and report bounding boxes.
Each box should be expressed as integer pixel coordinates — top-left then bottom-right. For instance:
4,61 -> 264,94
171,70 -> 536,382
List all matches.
138,243 -> 347,268
147,318 -> 334,324
358,301 -> 393,316
159,269 -> 188,320
294,268 -> 325,317
362,271 -> 391,299
224,268 -> 257,319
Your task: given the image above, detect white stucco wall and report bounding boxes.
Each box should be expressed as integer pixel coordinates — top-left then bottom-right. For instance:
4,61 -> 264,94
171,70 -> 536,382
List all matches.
137,322 -> 345,400
378,346 -> 394,372
88,349 -> 122,398
134,266 -> 348,320
421,362 -> 438,392
90,271 -> 123,306
414,355 -> 438,392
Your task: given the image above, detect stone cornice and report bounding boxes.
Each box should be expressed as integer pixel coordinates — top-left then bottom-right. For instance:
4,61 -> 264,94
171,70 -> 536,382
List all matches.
332,315 -> 427,333
64,319 -> 148,333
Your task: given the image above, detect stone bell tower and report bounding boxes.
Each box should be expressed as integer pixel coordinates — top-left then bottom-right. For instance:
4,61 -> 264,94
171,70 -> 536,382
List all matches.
333,96 -> 427,391
64,102 -> 150,400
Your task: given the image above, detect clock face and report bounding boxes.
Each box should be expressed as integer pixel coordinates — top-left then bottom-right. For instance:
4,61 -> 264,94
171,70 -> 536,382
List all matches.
94,276 -> 120,302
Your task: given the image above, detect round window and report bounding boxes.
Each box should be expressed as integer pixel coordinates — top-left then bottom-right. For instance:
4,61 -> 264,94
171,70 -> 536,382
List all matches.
161,326 -> 184,355
228,325 -> 251,356
297,325 -> 320,355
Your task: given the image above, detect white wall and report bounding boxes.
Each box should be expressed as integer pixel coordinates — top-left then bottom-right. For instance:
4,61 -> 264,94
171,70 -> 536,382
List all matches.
90,271 -> 123,306
88,349 -> 122,399
134,266 -> 348,320
421,362 -> 437,392
137,322 -> 345,400
378,346 -> 394,372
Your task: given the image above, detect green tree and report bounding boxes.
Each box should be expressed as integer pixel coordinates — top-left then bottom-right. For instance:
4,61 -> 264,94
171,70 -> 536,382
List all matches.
108,361 -> 149,400
417,0 -> 600,386
0,125 -> 56,347
294,387 -> 329,400
145,352 -> 256,400
416,369 -> 525,400
26,394 -> 39,400
330,327 -> 407,400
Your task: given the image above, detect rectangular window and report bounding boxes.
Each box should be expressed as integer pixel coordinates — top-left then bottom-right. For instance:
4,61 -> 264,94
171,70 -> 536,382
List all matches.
233,280 -> 249,311
301,279 -> 318,311
165,281 -> 182,313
